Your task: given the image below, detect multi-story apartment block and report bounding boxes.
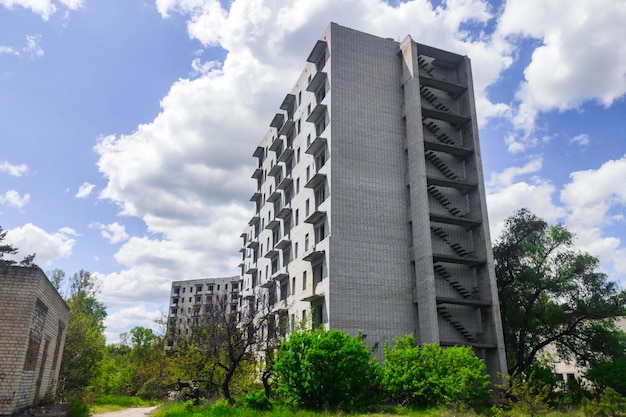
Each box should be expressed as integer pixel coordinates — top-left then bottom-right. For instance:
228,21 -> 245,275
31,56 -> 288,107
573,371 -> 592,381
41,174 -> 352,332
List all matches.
166,276 -> 241,346
0,266 -> 70,416
239,23 -> 507,379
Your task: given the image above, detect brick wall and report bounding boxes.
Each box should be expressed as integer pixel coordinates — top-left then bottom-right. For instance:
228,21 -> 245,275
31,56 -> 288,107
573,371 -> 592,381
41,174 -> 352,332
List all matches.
0,266 -> 70,416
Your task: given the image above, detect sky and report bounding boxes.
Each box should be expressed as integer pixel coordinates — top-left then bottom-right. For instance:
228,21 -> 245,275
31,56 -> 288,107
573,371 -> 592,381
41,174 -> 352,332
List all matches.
1,0 -> 626,343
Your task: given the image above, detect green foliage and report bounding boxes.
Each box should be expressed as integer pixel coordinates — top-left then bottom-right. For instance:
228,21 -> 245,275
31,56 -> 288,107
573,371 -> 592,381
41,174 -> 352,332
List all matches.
67,395 -> 90,417
583,388 -> 626,417
274,328 -> 380,410
494,209 -> 626,375
587,359 -> 626,397
59,271 -> 107,396
382,335 -> 490,407
503,370 -> 552,417
244,389 -> 272,411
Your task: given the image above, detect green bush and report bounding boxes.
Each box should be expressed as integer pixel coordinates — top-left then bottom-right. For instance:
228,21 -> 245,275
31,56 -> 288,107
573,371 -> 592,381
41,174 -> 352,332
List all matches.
583,387 -> 626,417
382,335 -> 490,406
243,389 -> 272,411
273,328 -> 380,410
67,396 -> 90,417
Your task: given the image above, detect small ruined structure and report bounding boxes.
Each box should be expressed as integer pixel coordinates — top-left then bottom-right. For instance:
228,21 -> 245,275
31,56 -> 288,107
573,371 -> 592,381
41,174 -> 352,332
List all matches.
0,266 -> 70,416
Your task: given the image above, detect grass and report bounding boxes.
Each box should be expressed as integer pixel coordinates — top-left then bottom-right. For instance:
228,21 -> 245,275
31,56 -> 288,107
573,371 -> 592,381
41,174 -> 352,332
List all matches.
91,396 -> 587,417
90,395 -> 161,414
151,401 -> 589,417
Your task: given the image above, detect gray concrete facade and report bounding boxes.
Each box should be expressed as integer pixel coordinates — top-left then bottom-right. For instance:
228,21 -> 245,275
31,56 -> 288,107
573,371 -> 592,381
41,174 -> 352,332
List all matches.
166,276 -> 240,347
239,23 -> 507,379
0,266 -> 70,416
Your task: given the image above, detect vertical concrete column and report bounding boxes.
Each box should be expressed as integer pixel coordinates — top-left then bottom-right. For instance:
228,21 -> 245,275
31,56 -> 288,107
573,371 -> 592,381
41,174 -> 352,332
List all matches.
461,58 -> 508,378
399,36 -> 439,344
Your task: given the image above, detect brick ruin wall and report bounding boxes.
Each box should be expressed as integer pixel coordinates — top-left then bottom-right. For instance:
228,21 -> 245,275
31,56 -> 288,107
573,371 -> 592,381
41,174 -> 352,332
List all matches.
0,266 -> 70,416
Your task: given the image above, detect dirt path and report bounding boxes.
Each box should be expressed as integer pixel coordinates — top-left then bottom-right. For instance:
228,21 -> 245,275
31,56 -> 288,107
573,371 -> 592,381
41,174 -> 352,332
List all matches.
92,406 -> 159,417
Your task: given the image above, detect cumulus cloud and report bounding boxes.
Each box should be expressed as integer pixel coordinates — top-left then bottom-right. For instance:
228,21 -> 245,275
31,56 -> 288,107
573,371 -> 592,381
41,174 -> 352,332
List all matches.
90,222 -> 129,244
561,155 -> 626,228
487,156 -> 543,189
104,305 -> 164,343
93,0 -> 520,311
2,224 -> 76,265
0,161 -> 28,176
0,0 -> 84,20
0,190 -> 30,209
486,154 -> 626,286
497,0 -> 626,146
75,182 -> 95,198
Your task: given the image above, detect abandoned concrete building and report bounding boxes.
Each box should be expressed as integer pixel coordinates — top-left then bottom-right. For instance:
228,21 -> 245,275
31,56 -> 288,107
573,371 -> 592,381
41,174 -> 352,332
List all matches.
238,23 -> 507,379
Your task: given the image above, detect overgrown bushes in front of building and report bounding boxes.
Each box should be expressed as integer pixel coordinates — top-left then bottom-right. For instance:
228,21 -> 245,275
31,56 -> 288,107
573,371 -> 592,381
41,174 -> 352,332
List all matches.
273,328 -> 381,410
381,335 -> 490,407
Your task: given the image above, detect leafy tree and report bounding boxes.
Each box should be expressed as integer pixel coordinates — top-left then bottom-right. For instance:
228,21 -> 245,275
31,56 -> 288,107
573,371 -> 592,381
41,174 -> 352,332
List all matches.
587,358 -> 626,397
494,209 -> 626,375
47,268 -> 65,291
274,328 -> 380,410
59,270 -> 107,396
382,335 -> 490,406
129,326 -> 159,363
197,293 -> 271,404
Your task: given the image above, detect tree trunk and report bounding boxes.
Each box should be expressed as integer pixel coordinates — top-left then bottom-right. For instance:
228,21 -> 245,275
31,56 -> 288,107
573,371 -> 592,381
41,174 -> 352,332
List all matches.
222,367 -> 235,405
262,370 -> 271,398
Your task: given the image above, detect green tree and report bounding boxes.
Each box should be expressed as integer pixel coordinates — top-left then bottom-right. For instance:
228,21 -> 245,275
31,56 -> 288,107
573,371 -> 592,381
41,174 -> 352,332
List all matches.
195,294 -> 270,404
47,268 -> 65,291
587,358 -> 626,397
59,270 -> 107,396
129,326 -> 159,363
494,209 -> 626,375
274,328 -> 380,410
382,335 -> 490,406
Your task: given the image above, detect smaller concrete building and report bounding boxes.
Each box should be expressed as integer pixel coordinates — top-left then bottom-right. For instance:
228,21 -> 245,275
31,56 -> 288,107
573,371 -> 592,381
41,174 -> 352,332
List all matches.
166,276 -> 241,347
0,266 -> 70,416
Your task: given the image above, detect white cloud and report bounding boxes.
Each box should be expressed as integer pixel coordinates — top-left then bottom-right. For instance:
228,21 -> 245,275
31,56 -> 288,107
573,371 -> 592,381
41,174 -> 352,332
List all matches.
0,161 -> 28,176
487,156 -> 543,189
94,0 -> 521,313
487,179 -> 564,240
0,45 -> 19,55
497,0 -> 626,137
0,0 -> 83,20
561,155 -> 626,228
104,305 -> 164,344
24,34 -> 43,57
0,190 -> 30,209
2,224 -> 76,265
569,134 -> 590,146
90,222 -> 129,244
75,182 -> 95,198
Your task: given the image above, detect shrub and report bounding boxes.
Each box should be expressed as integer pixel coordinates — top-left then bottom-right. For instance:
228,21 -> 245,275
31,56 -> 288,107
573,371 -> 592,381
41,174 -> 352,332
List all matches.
382,335 -> 490,406
504,370 -> 552,417
67,396 -> 89,417
243,389 -> 272,411
583,387 -> 626,417
273,328 -> 380,410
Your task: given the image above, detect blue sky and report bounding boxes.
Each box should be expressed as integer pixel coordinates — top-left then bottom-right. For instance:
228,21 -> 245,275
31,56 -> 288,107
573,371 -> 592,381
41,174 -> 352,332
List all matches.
2,0 -> 625,342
